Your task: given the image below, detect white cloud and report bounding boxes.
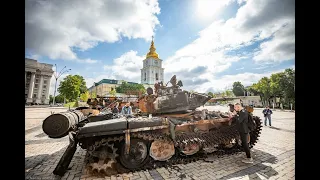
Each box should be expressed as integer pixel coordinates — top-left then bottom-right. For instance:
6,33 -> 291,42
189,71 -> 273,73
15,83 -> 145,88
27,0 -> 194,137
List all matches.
253,23 -> 295,62
197,66 -> 294,93
25,0 -> 160,63
84,50 -> 144,89
65,0 -> 294,93
195,0 -> 234,20
161,0 -> 294,92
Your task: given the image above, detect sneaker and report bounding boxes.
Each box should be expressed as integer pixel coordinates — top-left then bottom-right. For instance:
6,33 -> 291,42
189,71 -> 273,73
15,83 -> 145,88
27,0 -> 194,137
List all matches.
242,158 -> 253,164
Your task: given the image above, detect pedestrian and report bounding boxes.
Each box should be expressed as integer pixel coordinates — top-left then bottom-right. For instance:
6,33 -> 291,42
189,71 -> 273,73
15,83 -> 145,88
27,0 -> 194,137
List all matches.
233,103 -> 253,164
121,102 -> 132,115
112,102 -> 119,114
262,106 -> 273,126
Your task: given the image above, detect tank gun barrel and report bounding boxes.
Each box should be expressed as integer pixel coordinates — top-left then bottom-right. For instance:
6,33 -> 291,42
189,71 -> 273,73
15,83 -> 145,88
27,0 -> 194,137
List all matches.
53,132 -> 78,176
42,110 -> 86,138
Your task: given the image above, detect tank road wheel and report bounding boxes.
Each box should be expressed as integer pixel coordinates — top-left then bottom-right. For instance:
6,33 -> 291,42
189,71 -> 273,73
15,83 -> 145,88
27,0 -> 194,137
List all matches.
150,140 -> 175,161
180,144 -> 200,156
119,138 -> 150,170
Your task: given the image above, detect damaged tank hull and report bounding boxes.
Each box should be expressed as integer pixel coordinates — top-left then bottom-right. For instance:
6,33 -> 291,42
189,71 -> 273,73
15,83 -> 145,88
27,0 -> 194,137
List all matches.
42,75 -> 263,177
76,112 -> 262,176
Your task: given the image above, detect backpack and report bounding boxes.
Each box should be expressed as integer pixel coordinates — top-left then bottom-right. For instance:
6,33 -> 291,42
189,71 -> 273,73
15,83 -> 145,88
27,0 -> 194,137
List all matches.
247,113 -> 256,131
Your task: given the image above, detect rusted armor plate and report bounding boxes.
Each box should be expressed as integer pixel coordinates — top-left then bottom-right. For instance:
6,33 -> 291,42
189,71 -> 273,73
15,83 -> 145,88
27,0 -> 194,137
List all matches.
128,117 -> 164,129
78,117 -> 127,135
87,113 -> 114,122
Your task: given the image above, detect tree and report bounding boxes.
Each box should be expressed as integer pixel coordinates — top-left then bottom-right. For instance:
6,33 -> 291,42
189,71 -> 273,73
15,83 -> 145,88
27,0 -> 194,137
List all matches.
254,77 -> 271,106
58,75 -> 87,102
208,92 -> 214,97
51,94 -> 64,103
232,81 -> 245,96
269,72 -> 286,107
225,90 -> 233,97
109,89 -> 117,97
247,84 -> 260,96
49,95 -> 53,103
90,92 -> 97,99
74,75 -> 87,94
116,82 -> 146,95
281,68 -> 295,108
80,91 -> 89,102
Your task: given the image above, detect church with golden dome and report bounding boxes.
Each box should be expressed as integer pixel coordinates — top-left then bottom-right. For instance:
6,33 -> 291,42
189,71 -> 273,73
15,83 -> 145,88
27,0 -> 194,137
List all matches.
140,36 -> 164,88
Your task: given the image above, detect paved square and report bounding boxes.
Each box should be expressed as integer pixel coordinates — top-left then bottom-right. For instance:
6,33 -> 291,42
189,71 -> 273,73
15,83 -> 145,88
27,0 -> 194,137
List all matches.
25,106 -> 295,180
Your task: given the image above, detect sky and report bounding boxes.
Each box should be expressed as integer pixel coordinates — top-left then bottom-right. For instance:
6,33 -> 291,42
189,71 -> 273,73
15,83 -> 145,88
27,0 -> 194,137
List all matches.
25,0 -> 295,95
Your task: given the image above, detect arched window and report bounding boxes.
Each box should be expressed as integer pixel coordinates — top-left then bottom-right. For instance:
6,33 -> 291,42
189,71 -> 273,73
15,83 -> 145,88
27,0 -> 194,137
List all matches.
156,73 -> 158,80
144,73 -> 146,81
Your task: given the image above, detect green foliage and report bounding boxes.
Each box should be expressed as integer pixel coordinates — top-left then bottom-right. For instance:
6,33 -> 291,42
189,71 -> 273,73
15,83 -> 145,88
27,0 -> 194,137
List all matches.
232,81 -> 245,96
208,92 -> 214,97
63,102 -> 77,108
236,68 -> 295,109
55,94 -> 65,103
80,91 -> 89,102
49,95 -> 53,103
90,92 -> 97,98
109,89 -> 117,97
115,82 -> 146,95
58,75 -> 87,101
225,90 -> 234,97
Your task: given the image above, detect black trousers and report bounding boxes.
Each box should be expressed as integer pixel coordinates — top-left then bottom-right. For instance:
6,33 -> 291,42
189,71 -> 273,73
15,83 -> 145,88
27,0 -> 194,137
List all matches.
240,133 -> 251,158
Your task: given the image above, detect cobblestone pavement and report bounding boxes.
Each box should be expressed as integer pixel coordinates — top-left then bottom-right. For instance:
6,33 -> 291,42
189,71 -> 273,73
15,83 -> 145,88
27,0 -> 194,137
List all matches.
25,106 -> 295,180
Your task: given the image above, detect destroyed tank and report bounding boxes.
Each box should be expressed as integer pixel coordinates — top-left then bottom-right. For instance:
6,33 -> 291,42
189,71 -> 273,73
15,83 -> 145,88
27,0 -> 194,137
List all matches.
42,75 -> 262,177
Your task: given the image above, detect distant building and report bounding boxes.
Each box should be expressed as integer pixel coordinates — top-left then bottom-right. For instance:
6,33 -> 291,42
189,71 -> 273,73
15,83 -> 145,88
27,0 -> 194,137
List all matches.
141,36 -> 164,90
238,96 -> 263,107
25,58 -> 54,104
88,79 -> 139,97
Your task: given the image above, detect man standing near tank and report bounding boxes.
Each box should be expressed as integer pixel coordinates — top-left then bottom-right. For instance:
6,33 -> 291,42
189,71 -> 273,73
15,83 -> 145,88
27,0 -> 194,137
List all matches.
262,106 -> 272,126
233,103 -> 253,164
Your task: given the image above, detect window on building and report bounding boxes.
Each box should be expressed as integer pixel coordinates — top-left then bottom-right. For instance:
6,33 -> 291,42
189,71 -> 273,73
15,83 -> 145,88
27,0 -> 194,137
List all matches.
43,80 -> 47,85
43,85 -> 46,89
35,79 -> 39,83
33,94 -> 36,98
156,73 -> 158,80
42,95 -> 45,98
34,84 -> 38,89
144,73 -> 146,81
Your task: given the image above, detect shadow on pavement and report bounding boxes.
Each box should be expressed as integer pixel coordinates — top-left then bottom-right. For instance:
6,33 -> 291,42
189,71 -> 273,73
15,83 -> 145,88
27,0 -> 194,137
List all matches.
219,149 -> 279,180
25,124 -> 43,135
268,126 -> 295,133
25,146 -> 85,180
25,137 -> 67,145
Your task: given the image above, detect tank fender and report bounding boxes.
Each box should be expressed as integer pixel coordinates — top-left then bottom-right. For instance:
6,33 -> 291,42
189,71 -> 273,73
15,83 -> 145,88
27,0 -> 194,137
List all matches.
169,121 -> 176,141
125,129 -> 131,155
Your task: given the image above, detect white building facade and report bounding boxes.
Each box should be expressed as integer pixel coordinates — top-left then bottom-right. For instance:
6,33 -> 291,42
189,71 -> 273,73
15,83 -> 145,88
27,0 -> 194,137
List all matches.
25,58 -> 54,104
140,37 -> 164,89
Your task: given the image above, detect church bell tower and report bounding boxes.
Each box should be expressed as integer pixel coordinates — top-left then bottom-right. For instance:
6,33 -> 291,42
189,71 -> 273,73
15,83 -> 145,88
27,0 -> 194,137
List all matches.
141,36 -> 164,87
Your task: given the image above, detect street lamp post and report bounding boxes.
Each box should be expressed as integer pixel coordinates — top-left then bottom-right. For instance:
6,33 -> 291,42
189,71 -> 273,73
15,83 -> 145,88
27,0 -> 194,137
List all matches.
52,64 -> 71,105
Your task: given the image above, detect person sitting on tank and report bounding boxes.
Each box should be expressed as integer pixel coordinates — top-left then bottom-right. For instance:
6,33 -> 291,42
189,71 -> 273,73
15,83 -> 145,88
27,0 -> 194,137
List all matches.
121,102 -> 132,115
112,102 -> 120,114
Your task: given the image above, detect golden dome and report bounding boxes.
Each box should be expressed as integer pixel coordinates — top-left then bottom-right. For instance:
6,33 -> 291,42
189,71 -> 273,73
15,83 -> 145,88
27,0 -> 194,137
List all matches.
146,36 -> 159,59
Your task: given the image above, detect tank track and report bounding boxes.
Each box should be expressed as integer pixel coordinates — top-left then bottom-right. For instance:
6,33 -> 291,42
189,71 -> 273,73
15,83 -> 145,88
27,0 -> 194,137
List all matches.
84,116 -> 262,176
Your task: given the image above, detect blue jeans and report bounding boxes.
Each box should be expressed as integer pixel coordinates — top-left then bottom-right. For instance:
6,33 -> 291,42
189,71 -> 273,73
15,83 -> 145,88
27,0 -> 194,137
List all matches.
264,115 -> 271,126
